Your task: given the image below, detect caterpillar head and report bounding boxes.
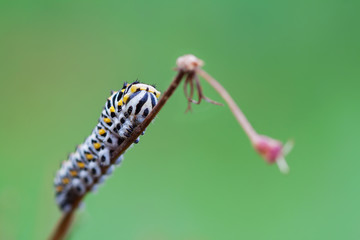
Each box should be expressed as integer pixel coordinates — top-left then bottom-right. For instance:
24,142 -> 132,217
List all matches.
122,83 -> 161,123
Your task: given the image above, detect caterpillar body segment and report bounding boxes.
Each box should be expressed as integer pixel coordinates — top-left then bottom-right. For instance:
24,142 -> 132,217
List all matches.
54,81 -> 160,211
79,169 -> 93,186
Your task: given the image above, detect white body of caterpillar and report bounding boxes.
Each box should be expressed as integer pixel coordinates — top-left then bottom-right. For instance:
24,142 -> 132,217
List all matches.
54,81 -> 160,211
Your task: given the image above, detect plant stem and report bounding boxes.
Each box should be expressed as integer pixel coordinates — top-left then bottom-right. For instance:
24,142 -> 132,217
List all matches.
196,68 -> 258,143
196,67 -> 291,173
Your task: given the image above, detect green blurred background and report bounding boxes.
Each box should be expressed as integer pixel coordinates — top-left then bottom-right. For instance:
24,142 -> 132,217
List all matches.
1,0 -> 359,239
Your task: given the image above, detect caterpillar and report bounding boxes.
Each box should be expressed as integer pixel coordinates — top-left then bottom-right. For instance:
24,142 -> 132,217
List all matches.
54,81 -> 161,212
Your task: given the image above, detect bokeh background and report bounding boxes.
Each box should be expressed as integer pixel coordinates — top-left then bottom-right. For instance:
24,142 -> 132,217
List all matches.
1,0 -> 359,239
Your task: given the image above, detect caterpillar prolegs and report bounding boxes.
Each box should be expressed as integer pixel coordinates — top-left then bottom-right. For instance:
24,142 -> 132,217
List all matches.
54,81 -> 161,211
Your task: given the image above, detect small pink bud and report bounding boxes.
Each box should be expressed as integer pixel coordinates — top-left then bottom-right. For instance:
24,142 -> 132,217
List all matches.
254,135 -> 282,163
253,135 -> 293,174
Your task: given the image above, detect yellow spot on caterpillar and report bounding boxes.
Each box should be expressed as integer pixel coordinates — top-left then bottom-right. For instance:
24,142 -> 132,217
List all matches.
62,178 -> 70,184
130,85 -> 138,93
155,91 -> 161,98
70,170 -> 77,177
56,186 -> 63,192
104,118 -> 111,123
121,89 -> 125,92
85,154 -> 93,160
109,106 -> 115,113
118,99 -> 123,106
123,94 -> 129,103
140,87 -> 146,91
99,129 -> 106,136
77,162 -> 85,168
93,143 -> 101,149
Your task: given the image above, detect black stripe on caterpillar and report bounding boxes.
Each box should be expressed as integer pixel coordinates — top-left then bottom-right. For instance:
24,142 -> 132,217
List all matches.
54,81 -> 161,212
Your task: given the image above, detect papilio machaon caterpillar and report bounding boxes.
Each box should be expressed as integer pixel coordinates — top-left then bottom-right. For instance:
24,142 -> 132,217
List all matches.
54,81 -> 161,211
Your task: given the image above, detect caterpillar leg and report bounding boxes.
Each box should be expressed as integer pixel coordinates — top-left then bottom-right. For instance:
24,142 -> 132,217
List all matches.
115,155 -> 124,165
79,170 -> 93,186
72,178 -> 86,195
106,165 -> 115,175
88,161 -> 102,177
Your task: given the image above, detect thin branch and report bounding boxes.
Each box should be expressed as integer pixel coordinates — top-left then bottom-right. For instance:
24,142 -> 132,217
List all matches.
196,67 -> 291,174
49,70 -> 186,240
196,68 -> 258,142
